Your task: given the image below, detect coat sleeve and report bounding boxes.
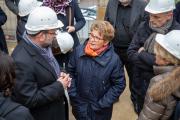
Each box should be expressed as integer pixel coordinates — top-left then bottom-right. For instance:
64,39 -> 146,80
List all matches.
67,49 -> 78,100
0,8 -> 7,26
138,51 -> 156,67
127,22 -> 155,71
127,23 -> 145,64
6,106 -> 35,120
104,0 -> 110,21
138,95 -> 166,120
5,0 -> 19,15
161,96 -> 177,120
98,57 -> 126,108
13,61 -> 65,108
73,0 -> 86,32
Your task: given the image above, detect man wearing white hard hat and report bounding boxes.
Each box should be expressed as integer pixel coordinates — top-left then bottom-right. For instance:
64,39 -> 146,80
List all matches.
16,0 -> 42,42
138,30 -> 180,120
127,0 -> 180,113
5,0 -> 43,42
11,6 -> 71,120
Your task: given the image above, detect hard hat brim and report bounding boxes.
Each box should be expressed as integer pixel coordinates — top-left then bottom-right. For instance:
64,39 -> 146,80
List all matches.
155,34 -> 180,59
25,20 -> 64,32
145,4 -> 175,14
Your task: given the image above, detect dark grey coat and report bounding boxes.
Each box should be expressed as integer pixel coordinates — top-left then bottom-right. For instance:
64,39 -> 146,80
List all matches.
11,40 -> 68,120
0,93 -> 34,120
104,0 -> 147,46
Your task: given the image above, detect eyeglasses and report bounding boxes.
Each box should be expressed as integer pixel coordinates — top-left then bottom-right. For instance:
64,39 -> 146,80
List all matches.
44,30 -> 58,36
89,32 -> 103,41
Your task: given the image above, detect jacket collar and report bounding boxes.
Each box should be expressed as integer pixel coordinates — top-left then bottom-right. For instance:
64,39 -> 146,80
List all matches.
150,66 -> 180,101
153,65 -> 176,75
21,41 -> 58,79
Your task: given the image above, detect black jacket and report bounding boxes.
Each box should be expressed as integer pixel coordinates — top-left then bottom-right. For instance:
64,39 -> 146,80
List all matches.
0,7 -> 8,53
127,19 -> 180,70
11,40 -> 68,120
127,19 -> 180,111
0,93 -> 34,120
104,0 -> 147,47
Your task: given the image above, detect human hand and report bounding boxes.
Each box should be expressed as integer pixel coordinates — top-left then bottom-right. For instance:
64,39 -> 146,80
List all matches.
155,55 -> 170,66
57,72 -> 72,89
66,26 -> 75,33
138,47 -> 145,53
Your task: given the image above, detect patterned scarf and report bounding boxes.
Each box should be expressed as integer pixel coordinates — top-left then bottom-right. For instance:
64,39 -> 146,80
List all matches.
43,0 -> 72,16
23,32 -> 60,77
84,41 -> 108,57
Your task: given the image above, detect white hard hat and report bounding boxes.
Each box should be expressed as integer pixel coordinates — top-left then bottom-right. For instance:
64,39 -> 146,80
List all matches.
155,30 -> 180,59
56,31 -> 74,54
25,6 -> 64,34
145,0 -> 175,14
18,0 -> 42,17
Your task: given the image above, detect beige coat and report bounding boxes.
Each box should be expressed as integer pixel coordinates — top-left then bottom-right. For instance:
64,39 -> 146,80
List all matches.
138,66 -> 180,120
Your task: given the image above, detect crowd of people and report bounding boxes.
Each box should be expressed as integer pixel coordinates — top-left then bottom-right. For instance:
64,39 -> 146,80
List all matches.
0,0 -> 179,120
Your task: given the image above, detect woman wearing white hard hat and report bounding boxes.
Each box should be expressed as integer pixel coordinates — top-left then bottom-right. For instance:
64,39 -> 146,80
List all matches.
138,30 -> 180,120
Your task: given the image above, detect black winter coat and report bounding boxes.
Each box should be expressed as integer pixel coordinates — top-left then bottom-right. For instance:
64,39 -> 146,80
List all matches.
127,19 -> 180,111
0,93 -> 34,120
0,7 -> 8,53
11,40 -> 68,120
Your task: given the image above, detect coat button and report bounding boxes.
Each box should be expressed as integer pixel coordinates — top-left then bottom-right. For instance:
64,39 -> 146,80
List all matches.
102,81 -> 105,84
104,87 -> 106,90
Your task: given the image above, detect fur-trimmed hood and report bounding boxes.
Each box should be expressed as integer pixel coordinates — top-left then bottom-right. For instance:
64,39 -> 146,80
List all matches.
149,67 -> 180,101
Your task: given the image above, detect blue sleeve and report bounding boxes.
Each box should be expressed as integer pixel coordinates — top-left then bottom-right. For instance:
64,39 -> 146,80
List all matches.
67,49 -> 78,99
73,0 -> 86,32
98,57 -> 126,108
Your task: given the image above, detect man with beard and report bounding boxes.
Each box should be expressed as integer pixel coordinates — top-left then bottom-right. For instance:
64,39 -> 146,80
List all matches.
127,0 -> 180,114
11,6 -> 71,120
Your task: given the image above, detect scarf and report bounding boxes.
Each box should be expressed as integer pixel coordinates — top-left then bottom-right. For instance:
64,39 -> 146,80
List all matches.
23,32 -> 60,77
84,41 -> 108,57
144,18 -> 173,54
43,0 -> 72,16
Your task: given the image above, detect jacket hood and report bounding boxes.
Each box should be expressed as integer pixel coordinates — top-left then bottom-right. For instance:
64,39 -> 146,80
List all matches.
149,67 -> 180,101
